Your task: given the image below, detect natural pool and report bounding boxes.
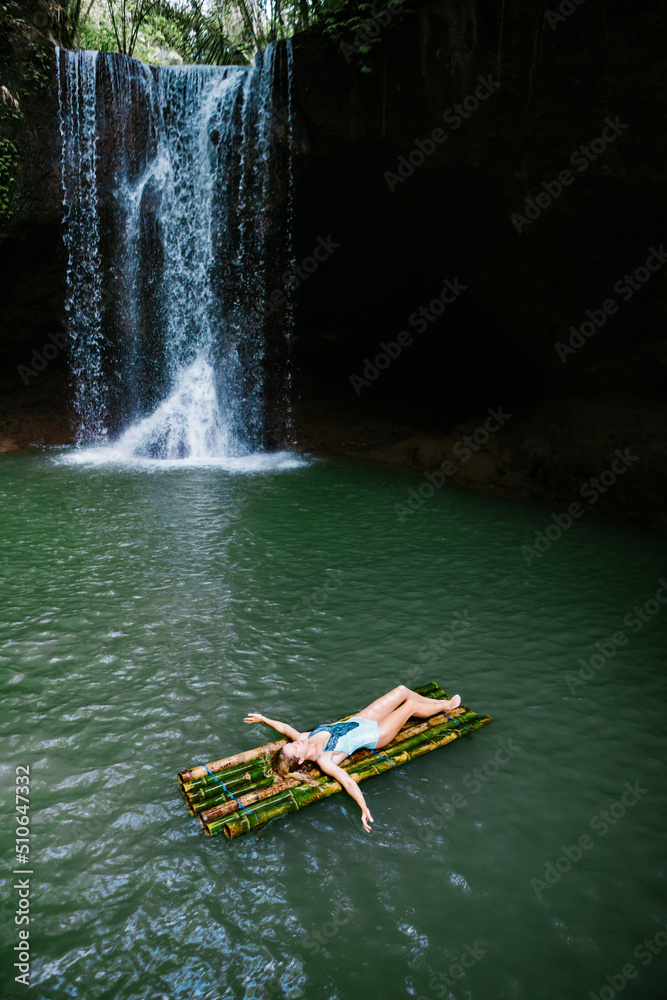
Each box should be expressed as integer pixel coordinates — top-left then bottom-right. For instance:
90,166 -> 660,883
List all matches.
1,449 -> 665,1000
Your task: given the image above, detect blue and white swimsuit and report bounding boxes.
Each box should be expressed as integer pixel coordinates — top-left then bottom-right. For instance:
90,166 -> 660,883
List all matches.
308,715 -> 380,759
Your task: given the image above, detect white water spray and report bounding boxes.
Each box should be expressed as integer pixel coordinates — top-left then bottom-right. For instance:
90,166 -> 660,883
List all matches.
56,44 -> 297,465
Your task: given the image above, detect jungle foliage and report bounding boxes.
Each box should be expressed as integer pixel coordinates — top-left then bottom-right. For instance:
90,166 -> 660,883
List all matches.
60,0 -> 411,66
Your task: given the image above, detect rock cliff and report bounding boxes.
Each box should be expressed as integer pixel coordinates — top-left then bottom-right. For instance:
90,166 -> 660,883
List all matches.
1,0 -> 665,528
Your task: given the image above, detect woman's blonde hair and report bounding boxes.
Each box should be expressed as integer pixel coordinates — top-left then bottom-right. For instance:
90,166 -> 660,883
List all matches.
269,747 -> 319,787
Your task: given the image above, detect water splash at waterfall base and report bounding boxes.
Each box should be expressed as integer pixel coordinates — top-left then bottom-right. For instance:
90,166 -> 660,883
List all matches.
56,43 -> 300,470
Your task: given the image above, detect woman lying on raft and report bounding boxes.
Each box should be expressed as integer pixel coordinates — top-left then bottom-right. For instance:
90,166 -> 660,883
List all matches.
244,684 -> 461,833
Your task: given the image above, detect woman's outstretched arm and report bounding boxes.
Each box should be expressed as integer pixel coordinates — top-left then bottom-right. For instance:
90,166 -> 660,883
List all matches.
317,756 -> 374,833
243,712 -> 303,742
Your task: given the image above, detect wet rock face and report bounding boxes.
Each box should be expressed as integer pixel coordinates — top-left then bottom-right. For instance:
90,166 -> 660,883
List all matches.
289,0 -> 667,395
0,1 -> 71,452
0,2 -> 66,413
1,0 -> 665,528
285,0 -> 667,528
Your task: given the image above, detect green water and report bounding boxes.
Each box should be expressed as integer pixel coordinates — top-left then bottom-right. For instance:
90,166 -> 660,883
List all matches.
1,449 -> 666,1000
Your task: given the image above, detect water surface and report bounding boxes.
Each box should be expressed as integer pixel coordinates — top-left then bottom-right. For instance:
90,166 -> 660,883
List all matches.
1,450 -> 665,1000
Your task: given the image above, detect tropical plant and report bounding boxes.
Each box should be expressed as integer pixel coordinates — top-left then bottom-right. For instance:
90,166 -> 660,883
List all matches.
103,0 -> 160,56
57,0 -> 411,68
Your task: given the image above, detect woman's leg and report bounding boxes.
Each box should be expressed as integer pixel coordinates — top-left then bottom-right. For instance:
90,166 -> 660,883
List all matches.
375,695 -> 457,748
355,685 -> 411,721
357,684 -> 460,722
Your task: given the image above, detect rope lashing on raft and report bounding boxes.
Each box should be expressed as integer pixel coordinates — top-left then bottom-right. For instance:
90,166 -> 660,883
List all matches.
371,712 -> 471,768
443,711 -> 472,735
201,708 -> 466,819
178,683 -> 493,838
204,764 -> 253,819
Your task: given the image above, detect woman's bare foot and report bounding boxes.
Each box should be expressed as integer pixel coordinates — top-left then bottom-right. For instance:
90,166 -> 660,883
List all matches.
442,694 -> 461,711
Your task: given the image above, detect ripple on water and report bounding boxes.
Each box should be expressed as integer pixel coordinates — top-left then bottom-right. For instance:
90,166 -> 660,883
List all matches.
1,453 -> 666,1000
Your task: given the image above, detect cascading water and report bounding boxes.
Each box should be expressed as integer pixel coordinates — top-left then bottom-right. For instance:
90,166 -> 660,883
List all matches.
55,42 -> 297,462
57,49 -> 106,441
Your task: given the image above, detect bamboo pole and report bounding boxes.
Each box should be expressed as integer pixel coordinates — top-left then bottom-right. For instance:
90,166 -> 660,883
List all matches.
184,763 -> 269,799
195,707 -> 477,825
182,773 -> 263,801
202,714 -> 492,837
187,777 -> 275,816
180,757 -> 269,792
178,681 -> 491,837
196,707 -> 478,824
180,766 -> 272,812
199,773 -> 306,824
179,682 -> 443,785
178,740 -> 285,786
214,717 -> 489,839
185,702 -> 467,802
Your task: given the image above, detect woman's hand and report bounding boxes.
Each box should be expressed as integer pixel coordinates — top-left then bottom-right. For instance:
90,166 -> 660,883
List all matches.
244,715 -> 303,740
244,712 -> 266,725
360,805 -> 374,833
317,758 -> 375,832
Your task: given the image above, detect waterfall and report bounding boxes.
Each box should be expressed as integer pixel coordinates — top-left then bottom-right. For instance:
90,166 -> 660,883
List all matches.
56,49 -> 106,441
55,42 -> 296,462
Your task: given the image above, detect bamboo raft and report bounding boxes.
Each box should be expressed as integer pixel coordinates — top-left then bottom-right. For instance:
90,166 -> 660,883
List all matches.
178,682 -> 492,838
